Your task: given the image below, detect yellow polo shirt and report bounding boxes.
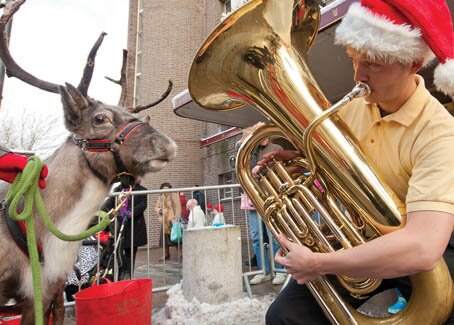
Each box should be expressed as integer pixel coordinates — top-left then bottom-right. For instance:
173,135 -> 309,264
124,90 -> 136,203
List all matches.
339,76 -> 454,215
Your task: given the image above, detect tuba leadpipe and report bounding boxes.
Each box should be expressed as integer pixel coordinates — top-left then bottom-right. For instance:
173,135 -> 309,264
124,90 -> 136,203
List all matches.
188,0 -> 453,323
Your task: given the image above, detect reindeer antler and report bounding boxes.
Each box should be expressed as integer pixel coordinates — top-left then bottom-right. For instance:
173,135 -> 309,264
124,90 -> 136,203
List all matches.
78,32 -> 107,97
105,49 -> 173,112
0,0 -> 60,93
0,0 -> 108,97
127,80 -> 173,114
105,49 -> 128,107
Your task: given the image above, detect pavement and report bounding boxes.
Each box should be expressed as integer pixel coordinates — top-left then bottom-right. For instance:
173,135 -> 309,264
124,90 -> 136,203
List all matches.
63,247 -> 396,324
64,247 -> 284,324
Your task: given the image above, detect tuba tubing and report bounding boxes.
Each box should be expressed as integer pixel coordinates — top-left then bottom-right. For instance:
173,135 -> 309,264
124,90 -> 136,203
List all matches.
188,0 -> 453,323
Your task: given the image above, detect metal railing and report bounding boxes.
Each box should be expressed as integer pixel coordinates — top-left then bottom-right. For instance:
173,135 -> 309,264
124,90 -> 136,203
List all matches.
64,184 -> 287,304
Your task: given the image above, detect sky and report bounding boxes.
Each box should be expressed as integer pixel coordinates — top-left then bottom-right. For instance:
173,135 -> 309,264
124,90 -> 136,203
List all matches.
1,0 -> 129,154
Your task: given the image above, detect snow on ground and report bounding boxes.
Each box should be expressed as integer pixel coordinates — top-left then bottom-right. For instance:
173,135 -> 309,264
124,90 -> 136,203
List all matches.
153,283 -> 275,325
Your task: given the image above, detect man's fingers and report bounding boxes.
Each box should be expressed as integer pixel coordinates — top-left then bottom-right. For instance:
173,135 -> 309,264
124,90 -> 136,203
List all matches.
275,248 -> 286,265
262,150 -> 279,161
0,171 -> 16,183
0,153 -> 28,171
39,179 -> 46,189
39,165 -> 48,189
40,165 -> 48,178
277,234 -> 295,251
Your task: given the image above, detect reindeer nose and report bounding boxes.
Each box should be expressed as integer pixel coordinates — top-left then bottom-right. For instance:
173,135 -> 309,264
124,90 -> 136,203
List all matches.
152,133 -> 177,161
165,138 -> 177,161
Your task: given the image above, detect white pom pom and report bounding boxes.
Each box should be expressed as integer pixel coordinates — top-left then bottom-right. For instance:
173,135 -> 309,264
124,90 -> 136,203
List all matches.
434,59 -> 454,97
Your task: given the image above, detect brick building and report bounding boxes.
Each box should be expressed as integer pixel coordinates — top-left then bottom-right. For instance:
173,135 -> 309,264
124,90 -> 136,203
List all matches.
125,1 -> 249,247
125,0 -> 454,247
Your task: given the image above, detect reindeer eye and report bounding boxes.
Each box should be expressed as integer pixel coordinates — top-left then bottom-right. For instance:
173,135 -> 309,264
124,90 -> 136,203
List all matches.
94,114 -> 109,125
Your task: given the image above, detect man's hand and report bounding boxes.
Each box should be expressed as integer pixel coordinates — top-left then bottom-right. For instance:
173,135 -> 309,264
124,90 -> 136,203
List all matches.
258,150 -> 300,166
251,165 -> 262,177
0,153 -> 48,189
275,234 -> 320,284
253,150 -> 301,176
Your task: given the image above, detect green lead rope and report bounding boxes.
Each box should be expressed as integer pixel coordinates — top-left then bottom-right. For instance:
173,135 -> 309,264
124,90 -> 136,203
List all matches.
6,156 -> 115,325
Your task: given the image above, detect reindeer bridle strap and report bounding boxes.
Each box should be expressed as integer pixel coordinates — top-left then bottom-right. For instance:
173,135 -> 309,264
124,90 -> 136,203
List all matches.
73,121 -> 145,183
72,121 -> 144,152
114,121 -> 143,144
72,136 -> 112,152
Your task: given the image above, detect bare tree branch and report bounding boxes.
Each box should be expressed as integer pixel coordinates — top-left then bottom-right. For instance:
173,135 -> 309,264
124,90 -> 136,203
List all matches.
105,49 -> 128,106
127,80 -> 173,114
0,105 -> 63,156
0,0 -> 61,93
77,31 -> 107,96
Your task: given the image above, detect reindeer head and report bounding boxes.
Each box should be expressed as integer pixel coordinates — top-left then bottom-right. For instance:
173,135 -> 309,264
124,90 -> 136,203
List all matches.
60,83 -> 176,179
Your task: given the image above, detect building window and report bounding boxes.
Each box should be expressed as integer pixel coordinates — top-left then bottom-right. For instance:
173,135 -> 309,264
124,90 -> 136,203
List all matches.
219,172 -> 234,199
224,0 -> 231,13
134,72 -> 142,104
222,0 -> 249,16
134,4 -> 144,107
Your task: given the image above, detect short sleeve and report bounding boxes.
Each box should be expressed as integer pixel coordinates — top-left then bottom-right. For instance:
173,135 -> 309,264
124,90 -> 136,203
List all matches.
406,127 -> 454,215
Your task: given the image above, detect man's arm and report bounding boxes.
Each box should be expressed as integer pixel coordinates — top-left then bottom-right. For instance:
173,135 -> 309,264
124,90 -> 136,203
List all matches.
276,210 -> 454,284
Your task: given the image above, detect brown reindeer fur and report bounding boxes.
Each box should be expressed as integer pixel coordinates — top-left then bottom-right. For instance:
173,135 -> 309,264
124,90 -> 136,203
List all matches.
0,84 -> 176,324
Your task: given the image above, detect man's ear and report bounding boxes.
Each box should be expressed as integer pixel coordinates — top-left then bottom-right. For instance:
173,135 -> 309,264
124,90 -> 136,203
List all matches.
410,60 -> 424,74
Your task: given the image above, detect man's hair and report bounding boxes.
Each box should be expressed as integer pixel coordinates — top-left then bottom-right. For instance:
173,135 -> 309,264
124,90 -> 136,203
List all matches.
238,121 -> 266,145
160,182 -> 172,189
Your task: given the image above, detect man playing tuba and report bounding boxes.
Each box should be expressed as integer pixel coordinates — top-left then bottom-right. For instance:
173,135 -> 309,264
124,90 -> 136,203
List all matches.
264,0 -> 454,323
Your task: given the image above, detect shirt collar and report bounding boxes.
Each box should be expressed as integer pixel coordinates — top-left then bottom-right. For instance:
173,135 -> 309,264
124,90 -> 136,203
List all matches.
370,75 -> 430,127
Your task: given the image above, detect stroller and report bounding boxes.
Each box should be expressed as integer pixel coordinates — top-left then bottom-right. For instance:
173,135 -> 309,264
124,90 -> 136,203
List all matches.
64,233 -> 108,302
99,217 -> 132,281
64,218 -> 131,301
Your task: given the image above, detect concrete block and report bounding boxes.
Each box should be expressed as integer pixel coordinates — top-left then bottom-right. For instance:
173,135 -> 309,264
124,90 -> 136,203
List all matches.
182,225 -> 243,304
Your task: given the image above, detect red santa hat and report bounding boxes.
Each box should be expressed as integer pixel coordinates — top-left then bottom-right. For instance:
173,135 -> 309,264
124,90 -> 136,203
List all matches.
214,204 -> 224,213
335,0 -> 454,97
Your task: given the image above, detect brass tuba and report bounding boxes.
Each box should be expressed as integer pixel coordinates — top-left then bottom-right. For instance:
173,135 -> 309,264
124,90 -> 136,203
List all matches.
188,0 -> 453,323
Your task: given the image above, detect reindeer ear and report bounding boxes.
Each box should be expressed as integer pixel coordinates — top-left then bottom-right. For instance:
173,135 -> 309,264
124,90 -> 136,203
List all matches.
60,82 -> 89,130
143,116 -> 151,124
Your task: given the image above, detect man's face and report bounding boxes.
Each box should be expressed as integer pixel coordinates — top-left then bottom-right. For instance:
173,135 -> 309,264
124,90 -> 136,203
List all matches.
346,47 -> 414,105
259,138 -> 270,147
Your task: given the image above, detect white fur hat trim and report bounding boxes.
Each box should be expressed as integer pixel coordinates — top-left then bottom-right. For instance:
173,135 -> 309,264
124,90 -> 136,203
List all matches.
335,2 -> 435,66
434,59 -> 454,98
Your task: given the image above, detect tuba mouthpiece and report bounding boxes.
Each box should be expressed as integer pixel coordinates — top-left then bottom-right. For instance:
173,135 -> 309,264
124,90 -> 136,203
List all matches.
352,82 -> 371,98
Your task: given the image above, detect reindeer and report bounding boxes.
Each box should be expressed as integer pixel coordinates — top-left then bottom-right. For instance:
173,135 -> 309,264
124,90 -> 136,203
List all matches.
0,1 -> 176,324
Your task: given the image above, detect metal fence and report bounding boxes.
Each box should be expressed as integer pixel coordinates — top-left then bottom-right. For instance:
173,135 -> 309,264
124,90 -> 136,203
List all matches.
64,184 -> 286,304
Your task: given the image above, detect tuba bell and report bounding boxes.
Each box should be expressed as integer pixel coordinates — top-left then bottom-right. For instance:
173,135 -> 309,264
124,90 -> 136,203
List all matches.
188,0 -> 453,323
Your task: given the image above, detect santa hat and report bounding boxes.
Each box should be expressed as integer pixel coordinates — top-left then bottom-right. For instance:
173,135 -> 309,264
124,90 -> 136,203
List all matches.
335,0 -> 454,97
207,202 -> 213,210
214,204 -> 224,213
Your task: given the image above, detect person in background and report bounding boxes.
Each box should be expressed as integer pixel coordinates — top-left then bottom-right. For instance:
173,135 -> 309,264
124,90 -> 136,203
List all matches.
154,182 -> 181,261
212,204 -> 226,227
187,198 -> 206,229
238,122 -> 287,286
264,0 -> 454,323
206,202 -> 215,225
193,185 -> 206,213
179,192 -> 190,222
102,177 -> 148,279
